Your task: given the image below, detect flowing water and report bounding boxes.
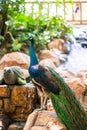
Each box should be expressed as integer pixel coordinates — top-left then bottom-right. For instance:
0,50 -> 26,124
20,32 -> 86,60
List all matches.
61,43 -> 87,74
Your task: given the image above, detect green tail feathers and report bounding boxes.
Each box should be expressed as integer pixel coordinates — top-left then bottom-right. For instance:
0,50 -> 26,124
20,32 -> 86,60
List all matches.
47,66 -> 87,130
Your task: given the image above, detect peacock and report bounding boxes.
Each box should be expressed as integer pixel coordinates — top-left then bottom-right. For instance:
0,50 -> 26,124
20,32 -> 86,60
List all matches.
28,38 -> 60,109
28,38 -> 87,130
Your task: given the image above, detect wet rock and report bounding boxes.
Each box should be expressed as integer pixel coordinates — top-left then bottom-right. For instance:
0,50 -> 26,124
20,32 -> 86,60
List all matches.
23,110 -> 66,130
0,52 -> 30,70
48,38 -> 64,52
48,38 -> 71,54
50,48 -> 68,64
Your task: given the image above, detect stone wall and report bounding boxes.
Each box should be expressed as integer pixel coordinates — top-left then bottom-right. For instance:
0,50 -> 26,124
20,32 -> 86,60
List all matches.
0,83 -> 37,129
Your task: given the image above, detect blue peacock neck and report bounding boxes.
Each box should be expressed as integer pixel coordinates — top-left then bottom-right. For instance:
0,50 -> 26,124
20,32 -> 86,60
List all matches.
29,39 -> 39,67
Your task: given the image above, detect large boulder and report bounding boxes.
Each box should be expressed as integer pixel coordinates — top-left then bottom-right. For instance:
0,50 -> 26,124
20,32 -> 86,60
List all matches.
39,58 -> 56,69
23,110 -> 66,130
48,38 -> 64,52
0,52 -> 30,70
0,68 -> 29,84
48,38 -> 71,54
38,49 -> 60,67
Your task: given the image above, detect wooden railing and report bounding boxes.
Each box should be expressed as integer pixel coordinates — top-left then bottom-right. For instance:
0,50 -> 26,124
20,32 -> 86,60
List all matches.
64,1 -> 87,24
25,1 -> 87,25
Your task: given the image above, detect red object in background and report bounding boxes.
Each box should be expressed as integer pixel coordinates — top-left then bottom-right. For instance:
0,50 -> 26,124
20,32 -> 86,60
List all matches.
75,3 -> 80,13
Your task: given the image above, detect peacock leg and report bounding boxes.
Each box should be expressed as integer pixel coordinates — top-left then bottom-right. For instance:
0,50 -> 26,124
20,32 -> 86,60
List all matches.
37,88 -> 47,110
40,93 -> 45,110
43,92 -> 49,110
40,89 -> 49,110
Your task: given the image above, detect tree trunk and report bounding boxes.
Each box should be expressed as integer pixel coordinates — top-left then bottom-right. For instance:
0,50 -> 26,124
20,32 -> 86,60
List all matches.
0,0 -> 8,36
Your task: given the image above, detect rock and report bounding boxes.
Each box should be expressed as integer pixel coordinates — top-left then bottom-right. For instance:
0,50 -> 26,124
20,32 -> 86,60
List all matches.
0,115 -> 14,130
76,69 -> 87,112
38,50 -> 60,67
76,69 -> 87,85
50,48 -> 68,64
48,38 -> 64,52
1,66 -> 26,85
31,126 -> 47,130
0,70 -> 4,84
0,85 -> 10,97
0,83 -> 37,121
67,77 -> 86,104
55,67 -> 76,80
39,58 -> 56,69
22,69 -> 29,79
39,50 -> 54,60
8,122 -> 25,130
0,52 -> 30,70
48,38 -> 71,54
23,110 -> 66,130
55,67 -> 87,113
0,68 -> 29,82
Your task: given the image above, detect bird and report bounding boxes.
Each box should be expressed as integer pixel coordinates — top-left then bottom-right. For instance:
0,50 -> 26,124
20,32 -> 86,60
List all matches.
28,38 -> 60,109
28,38 -> 87,130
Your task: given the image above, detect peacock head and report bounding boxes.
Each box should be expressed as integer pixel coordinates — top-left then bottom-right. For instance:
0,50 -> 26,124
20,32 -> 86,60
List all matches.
28,33 -> 35,46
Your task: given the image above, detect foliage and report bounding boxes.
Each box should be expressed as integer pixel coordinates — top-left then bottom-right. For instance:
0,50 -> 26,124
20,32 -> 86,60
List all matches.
47,66 -> 87,130
0,0 -> 73,54
5,14 -> 73,51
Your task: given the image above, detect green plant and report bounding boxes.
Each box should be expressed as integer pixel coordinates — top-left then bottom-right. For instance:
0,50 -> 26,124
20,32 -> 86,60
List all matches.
11,39 -> 22,51
0,0 -> 73,53
5,14 -> 73,51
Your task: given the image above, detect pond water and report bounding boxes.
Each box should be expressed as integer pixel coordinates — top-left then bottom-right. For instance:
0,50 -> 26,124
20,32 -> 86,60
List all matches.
61,43 -> 87,74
